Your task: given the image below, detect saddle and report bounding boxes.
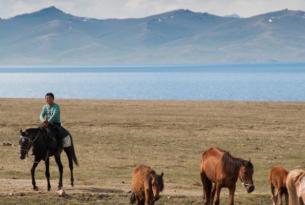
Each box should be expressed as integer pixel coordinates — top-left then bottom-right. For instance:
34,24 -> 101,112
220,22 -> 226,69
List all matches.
43,124 -> 68,152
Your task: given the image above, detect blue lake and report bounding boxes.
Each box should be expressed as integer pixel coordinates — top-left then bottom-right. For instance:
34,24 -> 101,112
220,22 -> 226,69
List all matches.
1,64 -> 305,101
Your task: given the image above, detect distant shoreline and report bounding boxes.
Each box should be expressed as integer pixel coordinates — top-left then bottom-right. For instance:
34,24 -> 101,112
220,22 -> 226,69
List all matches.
1,97 -> 305,104
1,62 -> 305,69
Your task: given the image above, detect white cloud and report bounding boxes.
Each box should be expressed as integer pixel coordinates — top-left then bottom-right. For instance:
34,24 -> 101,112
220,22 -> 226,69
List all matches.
0,0 -> 305,19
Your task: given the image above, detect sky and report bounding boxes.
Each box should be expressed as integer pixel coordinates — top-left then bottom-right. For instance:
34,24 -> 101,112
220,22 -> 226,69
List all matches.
0,0 -> 305,19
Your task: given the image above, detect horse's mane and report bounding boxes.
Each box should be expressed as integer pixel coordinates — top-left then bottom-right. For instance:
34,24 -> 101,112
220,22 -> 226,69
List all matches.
25,127 -> 41,135
222,151 -> 252,174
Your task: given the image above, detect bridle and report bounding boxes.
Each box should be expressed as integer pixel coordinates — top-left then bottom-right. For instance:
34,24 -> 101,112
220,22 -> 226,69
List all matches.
20,131 -> 40,156
241,181 -> 253,187
239,172 -> 253,188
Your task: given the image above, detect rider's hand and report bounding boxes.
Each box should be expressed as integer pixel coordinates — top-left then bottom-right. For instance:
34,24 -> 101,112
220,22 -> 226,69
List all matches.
43,120 -> 48,127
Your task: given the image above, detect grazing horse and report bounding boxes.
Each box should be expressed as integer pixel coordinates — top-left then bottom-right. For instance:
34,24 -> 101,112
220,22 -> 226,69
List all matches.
286,169 -> 305,205
200,147 -> 255,205
130,165 -> 164,205
269,166 -> 289,205
19,127 -> 78,191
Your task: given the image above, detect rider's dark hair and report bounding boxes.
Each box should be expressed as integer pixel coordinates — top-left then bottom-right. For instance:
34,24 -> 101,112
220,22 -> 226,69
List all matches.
45,92 -> 54,99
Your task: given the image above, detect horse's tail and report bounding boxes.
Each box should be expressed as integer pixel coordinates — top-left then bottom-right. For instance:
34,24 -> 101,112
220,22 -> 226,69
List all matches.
286,169 -> 303,205
69,133 -> 79,166
130,192 -> 136,204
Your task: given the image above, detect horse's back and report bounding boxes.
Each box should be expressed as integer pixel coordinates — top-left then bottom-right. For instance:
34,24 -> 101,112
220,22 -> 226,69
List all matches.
269,166 -> 289,189
201,147 -> 224,161
131,165 -> 154,194
200,147 -> 225,180
287,169 -> 305,184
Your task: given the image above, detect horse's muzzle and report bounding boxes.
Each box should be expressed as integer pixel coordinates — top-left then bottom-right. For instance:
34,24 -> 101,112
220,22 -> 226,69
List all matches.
246,185 -> 255,193
154,196 -> 160,201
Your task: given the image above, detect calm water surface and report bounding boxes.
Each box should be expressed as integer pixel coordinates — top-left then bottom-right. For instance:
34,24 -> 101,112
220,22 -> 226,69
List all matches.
0,64 -> 305,101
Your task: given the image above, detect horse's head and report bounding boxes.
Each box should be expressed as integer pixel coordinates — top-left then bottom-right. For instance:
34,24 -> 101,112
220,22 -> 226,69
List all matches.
239,159 -> 255,193
151,172 -> 164,202
19,129 -> 34,160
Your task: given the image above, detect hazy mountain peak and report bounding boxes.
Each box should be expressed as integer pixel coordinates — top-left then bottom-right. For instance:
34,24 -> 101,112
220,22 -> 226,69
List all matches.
37,6 -> 64,14
149,9 -> 195,18
32,5 -> 68,18
10,5 -> 70,21
171,9 -> 194,14
169,9 -> 213,16
253,8 -> 305,19
148,8 -> 219,22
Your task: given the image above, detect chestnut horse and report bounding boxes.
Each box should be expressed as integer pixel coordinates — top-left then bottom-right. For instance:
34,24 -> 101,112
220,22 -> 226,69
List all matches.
286,169 -> 305,205
130,165 -> 164,205
200,147 -> 255,205
269,166 -> 289,205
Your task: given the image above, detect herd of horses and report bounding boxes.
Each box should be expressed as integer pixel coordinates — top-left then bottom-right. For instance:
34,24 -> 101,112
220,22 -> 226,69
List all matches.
270,166 -> 305,205
18,126 -> 305,205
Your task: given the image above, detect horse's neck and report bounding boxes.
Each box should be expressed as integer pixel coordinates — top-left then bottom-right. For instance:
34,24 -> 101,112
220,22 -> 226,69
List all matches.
223,154 -> 244,176
32,130 -> 48,158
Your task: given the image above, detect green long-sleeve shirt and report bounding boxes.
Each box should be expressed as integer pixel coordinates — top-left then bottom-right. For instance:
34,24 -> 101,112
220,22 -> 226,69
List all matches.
39,103 -> 61,124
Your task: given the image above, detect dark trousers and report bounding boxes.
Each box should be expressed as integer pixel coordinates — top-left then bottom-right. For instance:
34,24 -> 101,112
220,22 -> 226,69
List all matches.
53,122 -> 61,127
46,123 -> 62,151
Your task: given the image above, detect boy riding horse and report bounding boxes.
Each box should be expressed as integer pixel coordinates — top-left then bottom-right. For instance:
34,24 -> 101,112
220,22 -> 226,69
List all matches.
40,92 -> 64,151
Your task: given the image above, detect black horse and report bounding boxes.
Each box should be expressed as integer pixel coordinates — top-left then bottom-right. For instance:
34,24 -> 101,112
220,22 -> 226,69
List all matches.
19,125 -> 78,191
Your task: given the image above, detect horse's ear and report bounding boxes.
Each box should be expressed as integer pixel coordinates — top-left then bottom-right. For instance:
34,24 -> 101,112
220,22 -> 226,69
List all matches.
19,129 -> 23,134
160,172 -> 164,178
249,159 -> 251,163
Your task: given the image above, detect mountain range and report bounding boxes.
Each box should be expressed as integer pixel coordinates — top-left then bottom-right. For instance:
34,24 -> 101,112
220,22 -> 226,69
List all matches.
1,6 -> 305,65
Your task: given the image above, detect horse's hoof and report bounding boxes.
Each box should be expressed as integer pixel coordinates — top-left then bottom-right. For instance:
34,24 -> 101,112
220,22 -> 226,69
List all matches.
47,187 -> 51,191
56,189 -> 65,197
71,183 -> 74,187
33,186 -> 39,191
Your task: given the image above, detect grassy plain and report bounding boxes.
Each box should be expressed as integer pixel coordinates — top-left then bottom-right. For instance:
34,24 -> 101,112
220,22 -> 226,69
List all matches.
0,98 -> 305,204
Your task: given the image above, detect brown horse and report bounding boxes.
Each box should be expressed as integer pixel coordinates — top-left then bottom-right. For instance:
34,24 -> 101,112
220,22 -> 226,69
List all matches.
200,147 -> 255,205
286,169 -> 305,205
130,165 -> 164,205
269,166 -> 289,205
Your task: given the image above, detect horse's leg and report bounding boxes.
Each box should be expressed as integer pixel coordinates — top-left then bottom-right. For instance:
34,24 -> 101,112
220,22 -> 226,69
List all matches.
31,159 -> 40,191
299,197 -> 304,205
228,185 -> 236,205
144,188 -> 153,205
135,197 -> 140,205
214,184 -> 221,205
54,154 -> 64,190
211,183 -> 216,205
64,147 -> 74,187
270,184 -> 276,205
278,189 -> 283,205
284,190 -> 288,205
200,172 -> 212,205
45,158 -> 51,191
138,198 -> 145,205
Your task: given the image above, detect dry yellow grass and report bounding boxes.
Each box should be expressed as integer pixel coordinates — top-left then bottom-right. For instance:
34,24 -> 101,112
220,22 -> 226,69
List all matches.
0,98 -> 305,204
